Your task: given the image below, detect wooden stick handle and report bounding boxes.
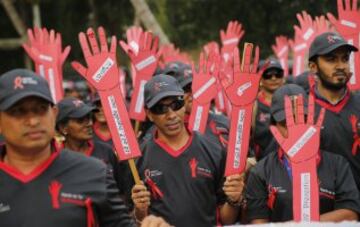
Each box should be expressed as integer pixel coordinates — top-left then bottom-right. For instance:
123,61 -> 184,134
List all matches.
128,158 -> 141,184
134,120 -> 141,135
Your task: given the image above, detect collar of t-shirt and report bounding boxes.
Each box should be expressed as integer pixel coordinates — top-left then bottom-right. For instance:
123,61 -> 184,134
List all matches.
310,85 -> 350,113
58,140 -> 95,157
257,90 -> 271,107
153,129 -> 193,158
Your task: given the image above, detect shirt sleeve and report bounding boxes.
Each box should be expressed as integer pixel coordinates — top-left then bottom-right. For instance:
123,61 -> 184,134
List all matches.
334,156 -> 360,214
245,167 -> 270,221
98,167 -> 136,227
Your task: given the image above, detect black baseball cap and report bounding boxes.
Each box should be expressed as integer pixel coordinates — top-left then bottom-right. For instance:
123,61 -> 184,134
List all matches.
258,59 -> 283,73
163,61 -> 193,88
0,69 -> 54,111
144,74 -> 184,108
308,32 -> 358,60
56,97 -> 95,124
271,84 -> 307,123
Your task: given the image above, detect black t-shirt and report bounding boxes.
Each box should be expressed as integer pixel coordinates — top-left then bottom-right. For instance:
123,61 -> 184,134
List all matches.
133,132 -> 226,227
245,150 -> 360,222
58,140 -> 126,195
88,140 -> 127,196
252,98 -> 273,160
0,146 -> 134,227
311,87 -> 360,189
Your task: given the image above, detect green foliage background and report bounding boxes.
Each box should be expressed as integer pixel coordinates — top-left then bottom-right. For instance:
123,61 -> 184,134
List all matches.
0,0 -> 337,78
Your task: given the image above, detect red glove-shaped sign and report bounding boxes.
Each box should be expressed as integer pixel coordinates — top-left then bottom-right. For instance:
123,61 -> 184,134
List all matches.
72,27 -> 141,161
223,44 -> 264,176
291,11 -> 315,77
119,26 -> 143,87
314,15 -> 333,36
270,95 -> 325,222
272,35 -> 289,77
188,52 -> 220,133
121,32 -> 159,121
204,41 -> 225,113
327,0 -> 360,90
220,21 -> 245,63
23,27 -> 70,103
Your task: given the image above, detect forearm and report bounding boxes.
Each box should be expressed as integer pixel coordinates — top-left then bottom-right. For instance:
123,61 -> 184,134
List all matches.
219,202 -> 240,225
133,207 -> 148,224
320,209 -> 358,222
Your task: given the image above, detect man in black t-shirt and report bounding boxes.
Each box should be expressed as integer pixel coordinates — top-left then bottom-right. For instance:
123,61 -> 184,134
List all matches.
130,74 -> 244,226
246,84 -> 360,223
0,69 -> 168,227
308,32 -> 360,190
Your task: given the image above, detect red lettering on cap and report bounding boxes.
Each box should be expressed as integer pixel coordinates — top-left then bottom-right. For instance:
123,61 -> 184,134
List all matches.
14,76 -> 24,90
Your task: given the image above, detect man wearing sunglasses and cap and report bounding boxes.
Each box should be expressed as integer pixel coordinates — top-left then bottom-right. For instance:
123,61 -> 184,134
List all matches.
0,69 -> 172,227
252,59 -> 285,160
129,74 -> 244,226
308,32 -> 360,190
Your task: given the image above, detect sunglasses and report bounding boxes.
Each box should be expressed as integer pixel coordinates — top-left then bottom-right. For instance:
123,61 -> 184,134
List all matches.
150,98 -> 185,115
262,70 -> 284,80
73,114 -> 93,124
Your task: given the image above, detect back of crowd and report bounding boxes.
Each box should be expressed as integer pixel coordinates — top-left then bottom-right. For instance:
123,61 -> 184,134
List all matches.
1,32 -> 360,227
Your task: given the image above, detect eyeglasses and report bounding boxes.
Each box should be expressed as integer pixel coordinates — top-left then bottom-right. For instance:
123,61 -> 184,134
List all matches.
150,98 -> 185,115
262,70 -> 284,80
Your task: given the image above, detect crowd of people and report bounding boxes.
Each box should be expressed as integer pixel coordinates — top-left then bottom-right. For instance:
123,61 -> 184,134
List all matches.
2,4 -> 360,227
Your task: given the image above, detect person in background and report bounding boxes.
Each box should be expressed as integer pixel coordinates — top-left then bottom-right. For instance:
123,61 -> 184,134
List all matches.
252,59 -> 285,160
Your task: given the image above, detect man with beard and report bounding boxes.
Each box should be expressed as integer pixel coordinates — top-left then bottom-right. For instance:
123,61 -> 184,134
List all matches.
308,32 -> 360,190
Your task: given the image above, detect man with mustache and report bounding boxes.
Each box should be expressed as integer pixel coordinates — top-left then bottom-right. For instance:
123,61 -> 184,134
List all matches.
0,69 -> 168,227
130,74 -> 244,226
308,32 -> 360,190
